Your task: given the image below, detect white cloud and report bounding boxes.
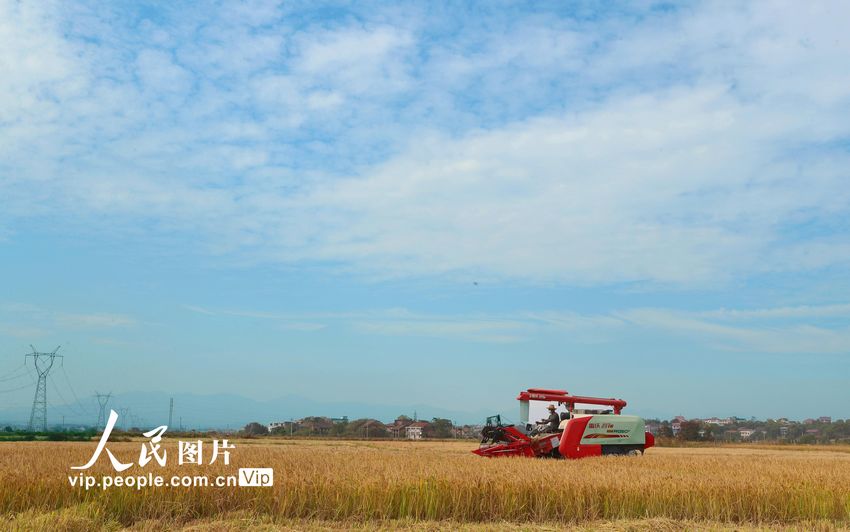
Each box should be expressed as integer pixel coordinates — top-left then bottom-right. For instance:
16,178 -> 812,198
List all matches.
294,26 -> 413,92
2,1 -> 850,287
135,49 -> 192,94
298,85 -> 849,284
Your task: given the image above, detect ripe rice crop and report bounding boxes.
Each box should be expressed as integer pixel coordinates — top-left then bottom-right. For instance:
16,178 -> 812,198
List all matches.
1,439 -> 849,529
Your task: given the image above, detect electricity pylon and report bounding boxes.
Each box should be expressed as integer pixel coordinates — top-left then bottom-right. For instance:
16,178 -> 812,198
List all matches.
26,345 -> 62,432
118,407 -> 131,430
95,391 -> 112,429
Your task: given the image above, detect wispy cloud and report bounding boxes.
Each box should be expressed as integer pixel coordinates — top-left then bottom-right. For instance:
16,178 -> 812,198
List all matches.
275,322 -> 325,332
0,303 -> 136,340
182,302 -> 850,353
618,307 -> 850,355
699,304 -> 850,320
56,313 -> 136,328
352,318 -> 530,344
185,304 -> 536,343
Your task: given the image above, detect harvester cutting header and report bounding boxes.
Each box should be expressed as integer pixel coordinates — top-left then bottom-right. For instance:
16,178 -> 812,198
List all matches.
473,388 -> 654,459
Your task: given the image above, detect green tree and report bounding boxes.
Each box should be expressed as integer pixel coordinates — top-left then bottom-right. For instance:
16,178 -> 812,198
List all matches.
269,425 -> 289,436
428,418 -> 453,438
331,421 -> 348,436
242,422 -> 269,436
347,419 -> 388,438
677,420 -> 702,441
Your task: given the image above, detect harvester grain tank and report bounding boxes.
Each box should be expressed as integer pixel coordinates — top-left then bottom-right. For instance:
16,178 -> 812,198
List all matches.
473,388 -> 655,459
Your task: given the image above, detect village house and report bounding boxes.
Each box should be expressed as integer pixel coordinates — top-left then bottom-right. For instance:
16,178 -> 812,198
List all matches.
387,416 -> 412,439
405,421 -> 429,440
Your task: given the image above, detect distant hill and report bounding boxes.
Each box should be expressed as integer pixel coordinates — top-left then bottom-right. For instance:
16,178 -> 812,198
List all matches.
0,391 -> 497,430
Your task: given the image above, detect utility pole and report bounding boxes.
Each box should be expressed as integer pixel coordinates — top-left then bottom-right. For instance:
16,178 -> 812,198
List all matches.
168,397 -> 174,428
26,345 -> 62,432
94,391 -> 112,429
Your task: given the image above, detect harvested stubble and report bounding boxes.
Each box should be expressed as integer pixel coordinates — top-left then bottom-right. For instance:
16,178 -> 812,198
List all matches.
1,439 -> 849,528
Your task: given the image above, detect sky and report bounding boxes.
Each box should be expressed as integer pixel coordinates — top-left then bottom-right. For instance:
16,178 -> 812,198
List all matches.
1,0 -> 849,426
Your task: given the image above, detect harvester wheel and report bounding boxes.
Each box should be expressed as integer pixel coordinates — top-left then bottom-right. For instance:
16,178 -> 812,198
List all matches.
626,449 -> 642,456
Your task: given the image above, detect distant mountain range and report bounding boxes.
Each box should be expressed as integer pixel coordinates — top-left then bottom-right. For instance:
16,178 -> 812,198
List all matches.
0,391 -> 498,430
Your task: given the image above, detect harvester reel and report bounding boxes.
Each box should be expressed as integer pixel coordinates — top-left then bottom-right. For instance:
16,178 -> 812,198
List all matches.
480,425 -> 508,444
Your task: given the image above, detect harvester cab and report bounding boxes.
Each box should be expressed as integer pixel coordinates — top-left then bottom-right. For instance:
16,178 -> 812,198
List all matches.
473,388 -> 655,459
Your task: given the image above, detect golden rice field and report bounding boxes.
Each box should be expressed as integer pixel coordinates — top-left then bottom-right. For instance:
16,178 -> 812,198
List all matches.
1,439 -> 849,530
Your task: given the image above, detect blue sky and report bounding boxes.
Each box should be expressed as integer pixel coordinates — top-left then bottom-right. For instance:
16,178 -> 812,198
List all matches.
1,0 -> 849,424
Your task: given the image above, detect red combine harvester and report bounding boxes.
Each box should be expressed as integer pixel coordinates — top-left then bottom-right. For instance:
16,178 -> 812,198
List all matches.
473,388 -> 655,459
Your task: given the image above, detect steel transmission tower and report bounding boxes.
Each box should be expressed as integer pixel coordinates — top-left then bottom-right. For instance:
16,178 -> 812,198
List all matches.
118,407 -> 131,430
26,345 -> 62,432
169,397 -> 174,428
94,391 -> 112,429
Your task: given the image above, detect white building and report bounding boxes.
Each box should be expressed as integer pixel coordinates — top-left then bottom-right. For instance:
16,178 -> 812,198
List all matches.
405,422 -> 428,440
739,428 -> 755,439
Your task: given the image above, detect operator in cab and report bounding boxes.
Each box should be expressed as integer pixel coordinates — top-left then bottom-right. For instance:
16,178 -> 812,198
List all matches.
540,404 -> 561,433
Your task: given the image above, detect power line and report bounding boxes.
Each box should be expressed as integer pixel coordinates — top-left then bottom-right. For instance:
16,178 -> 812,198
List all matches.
0,370 -> 31,383
50,379 -> 72,410
0,362 -> 27,375
50,379 -> 87,418
0,363 -> 30,382
60,364 -> 92,415
0,381 -> 36,394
